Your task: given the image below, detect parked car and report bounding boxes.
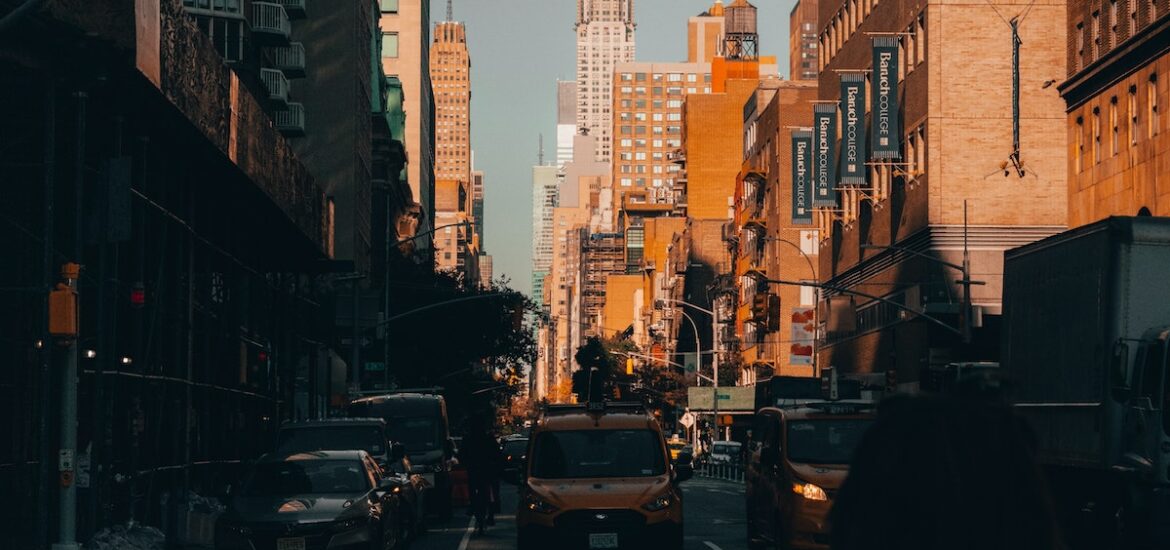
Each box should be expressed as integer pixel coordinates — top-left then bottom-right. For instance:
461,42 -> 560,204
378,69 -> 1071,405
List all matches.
349,392 -> 457,518
215,450 -> 402,550
276,418 -> 426,541
708,441 -> 742,465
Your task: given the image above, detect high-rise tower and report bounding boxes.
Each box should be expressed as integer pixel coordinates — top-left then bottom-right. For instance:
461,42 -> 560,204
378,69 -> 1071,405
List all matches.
576,0 -> 636,163
431,2 -> 471,186
430,1 -> 478,279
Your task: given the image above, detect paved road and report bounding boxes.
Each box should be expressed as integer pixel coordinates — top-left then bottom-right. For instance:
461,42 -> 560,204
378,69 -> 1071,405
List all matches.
410,476 -> 747,550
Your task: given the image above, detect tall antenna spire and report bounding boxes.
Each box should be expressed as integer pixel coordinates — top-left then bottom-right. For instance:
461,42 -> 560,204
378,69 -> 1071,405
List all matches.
447,0 -> 453,21
538,133 -> 545,166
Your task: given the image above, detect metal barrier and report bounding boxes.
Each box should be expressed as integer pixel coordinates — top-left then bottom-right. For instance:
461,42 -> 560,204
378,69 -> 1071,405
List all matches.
698,462 -> 745,483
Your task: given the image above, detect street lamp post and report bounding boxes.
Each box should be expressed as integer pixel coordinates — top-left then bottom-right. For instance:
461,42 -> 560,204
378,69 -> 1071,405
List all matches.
656,297 -> 721,443
765,235 -> 818,375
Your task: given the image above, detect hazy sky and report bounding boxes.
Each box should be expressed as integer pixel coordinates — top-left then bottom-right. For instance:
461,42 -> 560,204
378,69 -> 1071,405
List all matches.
432,0 -> 797,296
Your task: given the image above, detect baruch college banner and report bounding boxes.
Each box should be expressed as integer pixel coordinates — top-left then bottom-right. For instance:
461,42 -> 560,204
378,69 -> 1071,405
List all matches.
791,130 -> 813,225
872,37 -> 901,159
839,73 -> 867,185
812,103 -> 838,207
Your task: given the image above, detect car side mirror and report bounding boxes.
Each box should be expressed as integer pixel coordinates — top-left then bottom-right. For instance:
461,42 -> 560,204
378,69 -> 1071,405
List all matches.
673,463 -> 694,483
391,443 -> 407,461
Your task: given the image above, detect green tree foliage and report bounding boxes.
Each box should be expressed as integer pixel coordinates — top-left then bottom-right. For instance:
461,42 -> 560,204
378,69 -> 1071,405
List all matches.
383,256 -> 536,432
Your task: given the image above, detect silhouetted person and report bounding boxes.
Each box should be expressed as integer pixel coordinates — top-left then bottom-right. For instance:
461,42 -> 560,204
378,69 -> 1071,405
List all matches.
830,394 -> 1064,550
460,421 -> 503,533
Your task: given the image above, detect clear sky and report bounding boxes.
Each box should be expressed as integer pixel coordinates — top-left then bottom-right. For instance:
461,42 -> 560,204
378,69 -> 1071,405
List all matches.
433,0 -> 797,297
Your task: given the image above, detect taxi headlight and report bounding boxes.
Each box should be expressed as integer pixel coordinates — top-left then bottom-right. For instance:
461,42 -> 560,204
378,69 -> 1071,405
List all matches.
524,493 -> 559,514
641,493 -> 673,512
792,481 -> 828,501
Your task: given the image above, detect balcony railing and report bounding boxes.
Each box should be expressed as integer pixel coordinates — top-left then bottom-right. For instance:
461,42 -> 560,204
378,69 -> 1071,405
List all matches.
274,0 -> 306,19
260,68 -> 289,108
273,42 -> 306,78
251,2 -> 290,45
275,103 -> 305,137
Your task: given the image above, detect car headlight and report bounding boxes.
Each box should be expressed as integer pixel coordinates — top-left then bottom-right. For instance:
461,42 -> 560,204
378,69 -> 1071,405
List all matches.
792,481 -> 828,501
524,493 -> 559,514
641,493 -> 673,512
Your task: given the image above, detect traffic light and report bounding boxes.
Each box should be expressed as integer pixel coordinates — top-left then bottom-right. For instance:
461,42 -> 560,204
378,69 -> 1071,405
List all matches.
625,358 -> 634,375
751,292 -> 769,321
766,294 -> 781,332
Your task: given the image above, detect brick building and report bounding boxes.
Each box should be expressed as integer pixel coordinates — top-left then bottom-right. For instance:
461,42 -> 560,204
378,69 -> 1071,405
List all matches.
815,0 -> 1069,385
1061,0 -> 1170,224
728,80 -> 819,383
790,0 -> 820,80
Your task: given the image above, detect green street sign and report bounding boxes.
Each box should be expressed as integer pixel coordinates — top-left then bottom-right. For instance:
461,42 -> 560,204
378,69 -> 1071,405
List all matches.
365,362 -> 386,372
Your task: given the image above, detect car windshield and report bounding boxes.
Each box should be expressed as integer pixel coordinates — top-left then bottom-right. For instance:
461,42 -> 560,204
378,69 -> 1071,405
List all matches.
530,429 -> 666,479
502,439 -> 528,457
786,419 -> 874,465
389,416 -> 442,451
276,426 -> 385,456
240,459 -> 370,496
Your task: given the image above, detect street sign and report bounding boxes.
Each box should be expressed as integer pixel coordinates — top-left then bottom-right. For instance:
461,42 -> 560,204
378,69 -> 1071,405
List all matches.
679,412 -> 696,427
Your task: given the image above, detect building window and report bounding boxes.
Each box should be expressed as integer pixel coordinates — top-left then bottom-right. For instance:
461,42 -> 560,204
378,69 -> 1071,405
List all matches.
380,0 -> 398,13
1092,11 -> 1101,59
1110,96 -> 1119,156
382,32 -> 399,58
1092,106 -> 1102,163
1076,21 -> 1085,70
917,12 -> 926,65
1129,85 -> 1139,146
1150,73 -> 1160,138
1075,116 -> 1085,172
1109,0 -> 1118,45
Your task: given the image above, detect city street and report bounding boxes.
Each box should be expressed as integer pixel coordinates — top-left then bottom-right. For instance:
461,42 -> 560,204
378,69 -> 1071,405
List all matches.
411,477 -> 747,550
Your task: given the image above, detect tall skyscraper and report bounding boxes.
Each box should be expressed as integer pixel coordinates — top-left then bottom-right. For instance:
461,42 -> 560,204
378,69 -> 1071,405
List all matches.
556,81 -> 577,169
380,0 -> 436,239
788,0 -> 818,80
431,3 -> 471,186
531,163 -> 560,301
576,0 -> 636,163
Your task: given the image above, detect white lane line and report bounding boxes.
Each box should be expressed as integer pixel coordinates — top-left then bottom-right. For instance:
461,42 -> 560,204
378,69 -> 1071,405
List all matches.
456,515 -> 476,550
703,541 -> 724,550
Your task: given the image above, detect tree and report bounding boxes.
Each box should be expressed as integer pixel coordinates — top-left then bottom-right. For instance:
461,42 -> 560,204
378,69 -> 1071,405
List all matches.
381,257 -> 537,432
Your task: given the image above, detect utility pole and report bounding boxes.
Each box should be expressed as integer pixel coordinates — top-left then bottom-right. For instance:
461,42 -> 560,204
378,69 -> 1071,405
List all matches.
54,90 -> 87,550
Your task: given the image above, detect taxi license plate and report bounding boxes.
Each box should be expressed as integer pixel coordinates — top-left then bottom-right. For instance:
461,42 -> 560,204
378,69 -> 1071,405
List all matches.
588,533 -> 619,549
276,537 -> 306,550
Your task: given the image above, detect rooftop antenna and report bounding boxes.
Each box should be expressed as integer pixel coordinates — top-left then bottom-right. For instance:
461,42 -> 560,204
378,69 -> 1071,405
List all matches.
538,133 -> 545,166
446,0 -> 453,22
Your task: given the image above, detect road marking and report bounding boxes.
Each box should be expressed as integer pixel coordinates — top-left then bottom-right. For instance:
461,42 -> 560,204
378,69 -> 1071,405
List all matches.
703,542 -> 724,550
457,515 -> 475,550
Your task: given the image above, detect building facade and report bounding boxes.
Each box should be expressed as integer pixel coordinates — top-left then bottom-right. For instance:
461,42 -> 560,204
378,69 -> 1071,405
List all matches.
531,164 -> 560,302
431,15 -> 471,186
576,0 -> 636,162
1061,0 -> 1170,224
727,80 -> 819,383
380,0 -> 436,237
557,81 -> 578,168
789,0 -> 819,80
815,0 -> 1068,385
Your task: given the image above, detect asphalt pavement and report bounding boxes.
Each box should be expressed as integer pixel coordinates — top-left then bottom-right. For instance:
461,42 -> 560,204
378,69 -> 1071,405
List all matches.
409,476 -> 747,550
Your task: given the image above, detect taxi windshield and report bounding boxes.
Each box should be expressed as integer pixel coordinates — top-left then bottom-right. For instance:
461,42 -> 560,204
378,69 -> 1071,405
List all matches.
786,419 -> 873,465
531,429 -> 666,479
